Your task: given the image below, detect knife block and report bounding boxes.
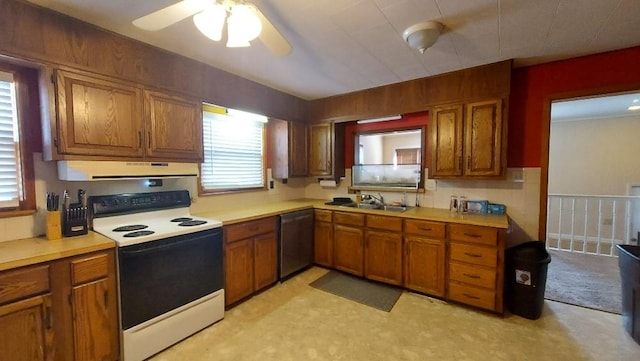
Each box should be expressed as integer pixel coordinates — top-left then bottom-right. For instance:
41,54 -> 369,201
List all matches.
63,203 -> 88,237
45,211 -> 62,240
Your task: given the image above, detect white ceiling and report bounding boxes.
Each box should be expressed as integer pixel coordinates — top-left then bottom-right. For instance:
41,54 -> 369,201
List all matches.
551,93 -> 640,122
25,0 -> 640,100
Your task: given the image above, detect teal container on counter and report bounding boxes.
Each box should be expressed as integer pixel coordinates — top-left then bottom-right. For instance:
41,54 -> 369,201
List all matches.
487,203 -> 506,215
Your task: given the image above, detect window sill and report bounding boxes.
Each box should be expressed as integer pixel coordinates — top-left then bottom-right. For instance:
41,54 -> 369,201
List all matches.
0,209 -> 37,219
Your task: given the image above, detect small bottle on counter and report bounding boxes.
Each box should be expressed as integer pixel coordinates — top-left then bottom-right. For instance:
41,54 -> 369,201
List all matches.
450,195 -> 458,213
458,196 -> 468,213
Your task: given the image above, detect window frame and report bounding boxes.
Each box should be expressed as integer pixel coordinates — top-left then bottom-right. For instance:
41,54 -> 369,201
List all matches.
0,62 -> 37,217
198,105 -> 268,196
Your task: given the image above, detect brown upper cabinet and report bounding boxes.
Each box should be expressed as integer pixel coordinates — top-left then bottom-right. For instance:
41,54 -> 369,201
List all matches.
429,98 -> 506,178
309,122 -> 345,180
50,69 -> 203,162
271,119 -> 308,179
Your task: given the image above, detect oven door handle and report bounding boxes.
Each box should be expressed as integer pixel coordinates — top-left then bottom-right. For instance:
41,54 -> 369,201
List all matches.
120,232 -> 219,256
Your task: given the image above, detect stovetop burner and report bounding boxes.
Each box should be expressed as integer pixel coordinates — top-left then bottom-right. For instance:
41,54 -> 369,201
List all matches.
171,217 -> 192,222
123,230 -> 155,238
179,220 -> 208,227
113,225 -> 149,232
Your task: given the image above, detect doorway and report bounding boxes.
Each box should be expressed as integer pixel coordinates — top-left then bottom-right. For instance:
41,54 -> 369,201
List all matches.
543,91 -> 640,313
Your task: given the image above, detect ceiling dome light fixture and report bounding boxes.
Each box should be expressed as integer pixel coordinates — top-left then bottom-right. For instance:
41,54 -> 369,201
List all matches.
192,1 -> 262,48
402,21 -> 443,54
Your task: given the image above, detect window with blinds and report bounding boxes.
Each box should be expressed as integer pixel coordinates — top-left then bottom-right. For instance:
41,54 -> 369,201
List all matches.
200,104 -> 266,192
0,71 -> 22,208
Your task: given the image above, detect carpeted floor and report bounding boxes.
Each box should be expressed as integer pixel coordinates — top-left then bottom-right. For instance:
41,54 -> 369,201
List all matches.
309,270 -> 402,312
545,249 -> 621,314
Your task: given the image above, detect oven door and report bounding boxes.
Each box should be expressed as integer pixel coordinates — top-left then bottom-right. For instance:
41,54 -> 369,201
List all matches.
118,228 -> 223,330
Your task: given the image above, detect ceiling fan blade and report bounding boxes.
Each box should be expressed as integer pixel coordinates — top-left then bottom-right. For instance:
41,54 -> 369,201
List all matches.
253,5 -> 292,57
132,0 -> 209,31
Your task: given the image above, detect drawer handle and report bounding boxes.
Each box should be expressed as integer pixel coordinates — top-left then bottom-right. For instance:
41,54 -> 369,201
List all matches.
418,226 -> 432,231
463,233 -> 481,238
463,273 -> 481,279
463,252 -> 482,258
463,293 -> 481,300
247,226 -> 259,231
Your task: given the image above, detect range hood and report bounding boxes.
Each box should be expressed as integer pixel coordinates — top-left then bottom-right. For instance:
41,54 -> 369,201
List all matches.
57,160 -> 199,181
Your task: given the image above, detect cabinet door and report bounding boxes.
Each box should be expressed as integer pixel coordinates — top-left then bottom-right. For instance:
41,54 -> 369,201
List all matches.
289,121 -> 309,177
55,70 -> 144,158
72,278 -> 118,361
464,99 -> 504,176
271,120 -> 308,179
254,232 -> 277,291
333,225 -> 364,276
0,294 -> 53,361
309,123 -> 332,176
143,90 -> 203,162
429,104 -> 463,177
364,230 -> 403,285
314,220 -> 333,267
404,236 -> 445,297
224,239 -> 254,306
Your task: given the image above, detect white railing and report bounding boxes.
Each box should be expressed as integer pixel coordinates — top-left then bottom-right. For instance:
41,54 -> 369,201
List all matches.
546,194 -> 640,256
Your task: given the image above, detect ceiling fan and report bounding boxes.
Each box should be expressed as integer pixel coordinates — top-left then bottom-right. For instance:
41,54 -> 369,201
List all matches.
132,0 -> 292,56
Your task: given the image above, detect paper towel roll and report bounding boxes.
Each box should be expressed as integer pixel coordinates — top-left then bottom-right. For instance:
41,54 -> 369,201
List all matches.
319,180 -> 337,187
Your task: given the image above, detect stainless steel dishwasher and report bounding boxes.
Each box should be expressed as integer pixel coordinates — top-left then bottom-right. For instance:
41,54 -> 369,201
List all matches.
279,209 -> 314,279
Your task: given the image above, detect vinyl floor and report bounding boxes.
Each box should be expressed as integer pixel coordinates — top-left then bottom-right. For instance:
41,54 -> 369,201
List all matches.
151,267 -> 640,361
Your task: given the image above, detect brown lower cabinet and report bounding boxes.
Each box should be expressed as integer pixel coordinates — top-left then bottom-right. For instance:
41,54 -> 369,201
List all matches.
332,212 -> 365,276
313,210 -> 333,267
0,277 -> 53,361
447,223 -> 504,313
224,216 -> 278,306
0,249 -> 119,361
314,209 -> 506,313
364,215 -> 403,285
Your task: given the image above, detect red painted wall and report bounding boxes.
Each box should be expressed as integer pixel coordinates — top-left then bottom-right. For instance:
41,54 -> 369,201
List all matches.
508,46 -> 640,167
344,112 -> 428,169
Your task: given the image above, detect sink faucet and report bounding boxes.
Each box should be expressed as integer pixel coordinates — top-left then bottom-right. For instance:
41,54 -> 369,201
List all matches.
362,193 -> 384,205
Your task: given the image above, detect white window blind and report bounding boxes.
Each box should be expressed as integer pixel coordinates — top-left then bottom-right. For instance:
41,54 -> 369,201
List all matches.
201,106 -> 265,191
0,71 -> 21,208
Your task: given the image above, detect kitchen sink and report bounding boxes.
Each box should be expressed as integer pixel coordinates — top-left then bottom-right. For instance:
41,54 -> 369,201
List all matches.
339,203 -> 408,213
382,205 -> 409,213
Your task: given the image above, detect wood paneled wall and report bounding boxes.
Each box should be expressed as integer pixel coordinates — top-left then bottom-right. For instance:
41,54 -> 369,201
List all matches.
309,60 -> 511,122
0,0 -> 307,122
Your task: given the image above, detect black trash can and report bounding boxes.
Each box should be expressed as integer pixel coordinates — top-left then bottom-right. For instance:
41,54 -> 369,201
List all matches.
616,244 -> 640,345
505,241 -> 551,319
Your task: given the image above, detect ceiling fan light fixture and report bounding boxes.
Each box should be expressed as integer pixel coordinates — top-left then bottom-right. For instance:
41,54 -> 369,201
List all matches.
402,21 -> 443,54
225,4 -> 262,47
193,4 -> 226,41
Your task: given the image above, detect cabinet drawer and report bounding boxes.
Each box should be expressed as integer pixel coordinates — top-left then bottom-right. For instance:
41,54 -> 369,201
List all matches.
0,265 -> 50,305
366,214 -> 402,231
448,282 -> 496,311
449,224 -> 497,246
333,212 -> 365,227
225,217 -> 277,242
404,219 -> 445,238
315,209 -> 332,223
449,261 -> 496,289
71,253 -> 109,285
450,243 -> 497,268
